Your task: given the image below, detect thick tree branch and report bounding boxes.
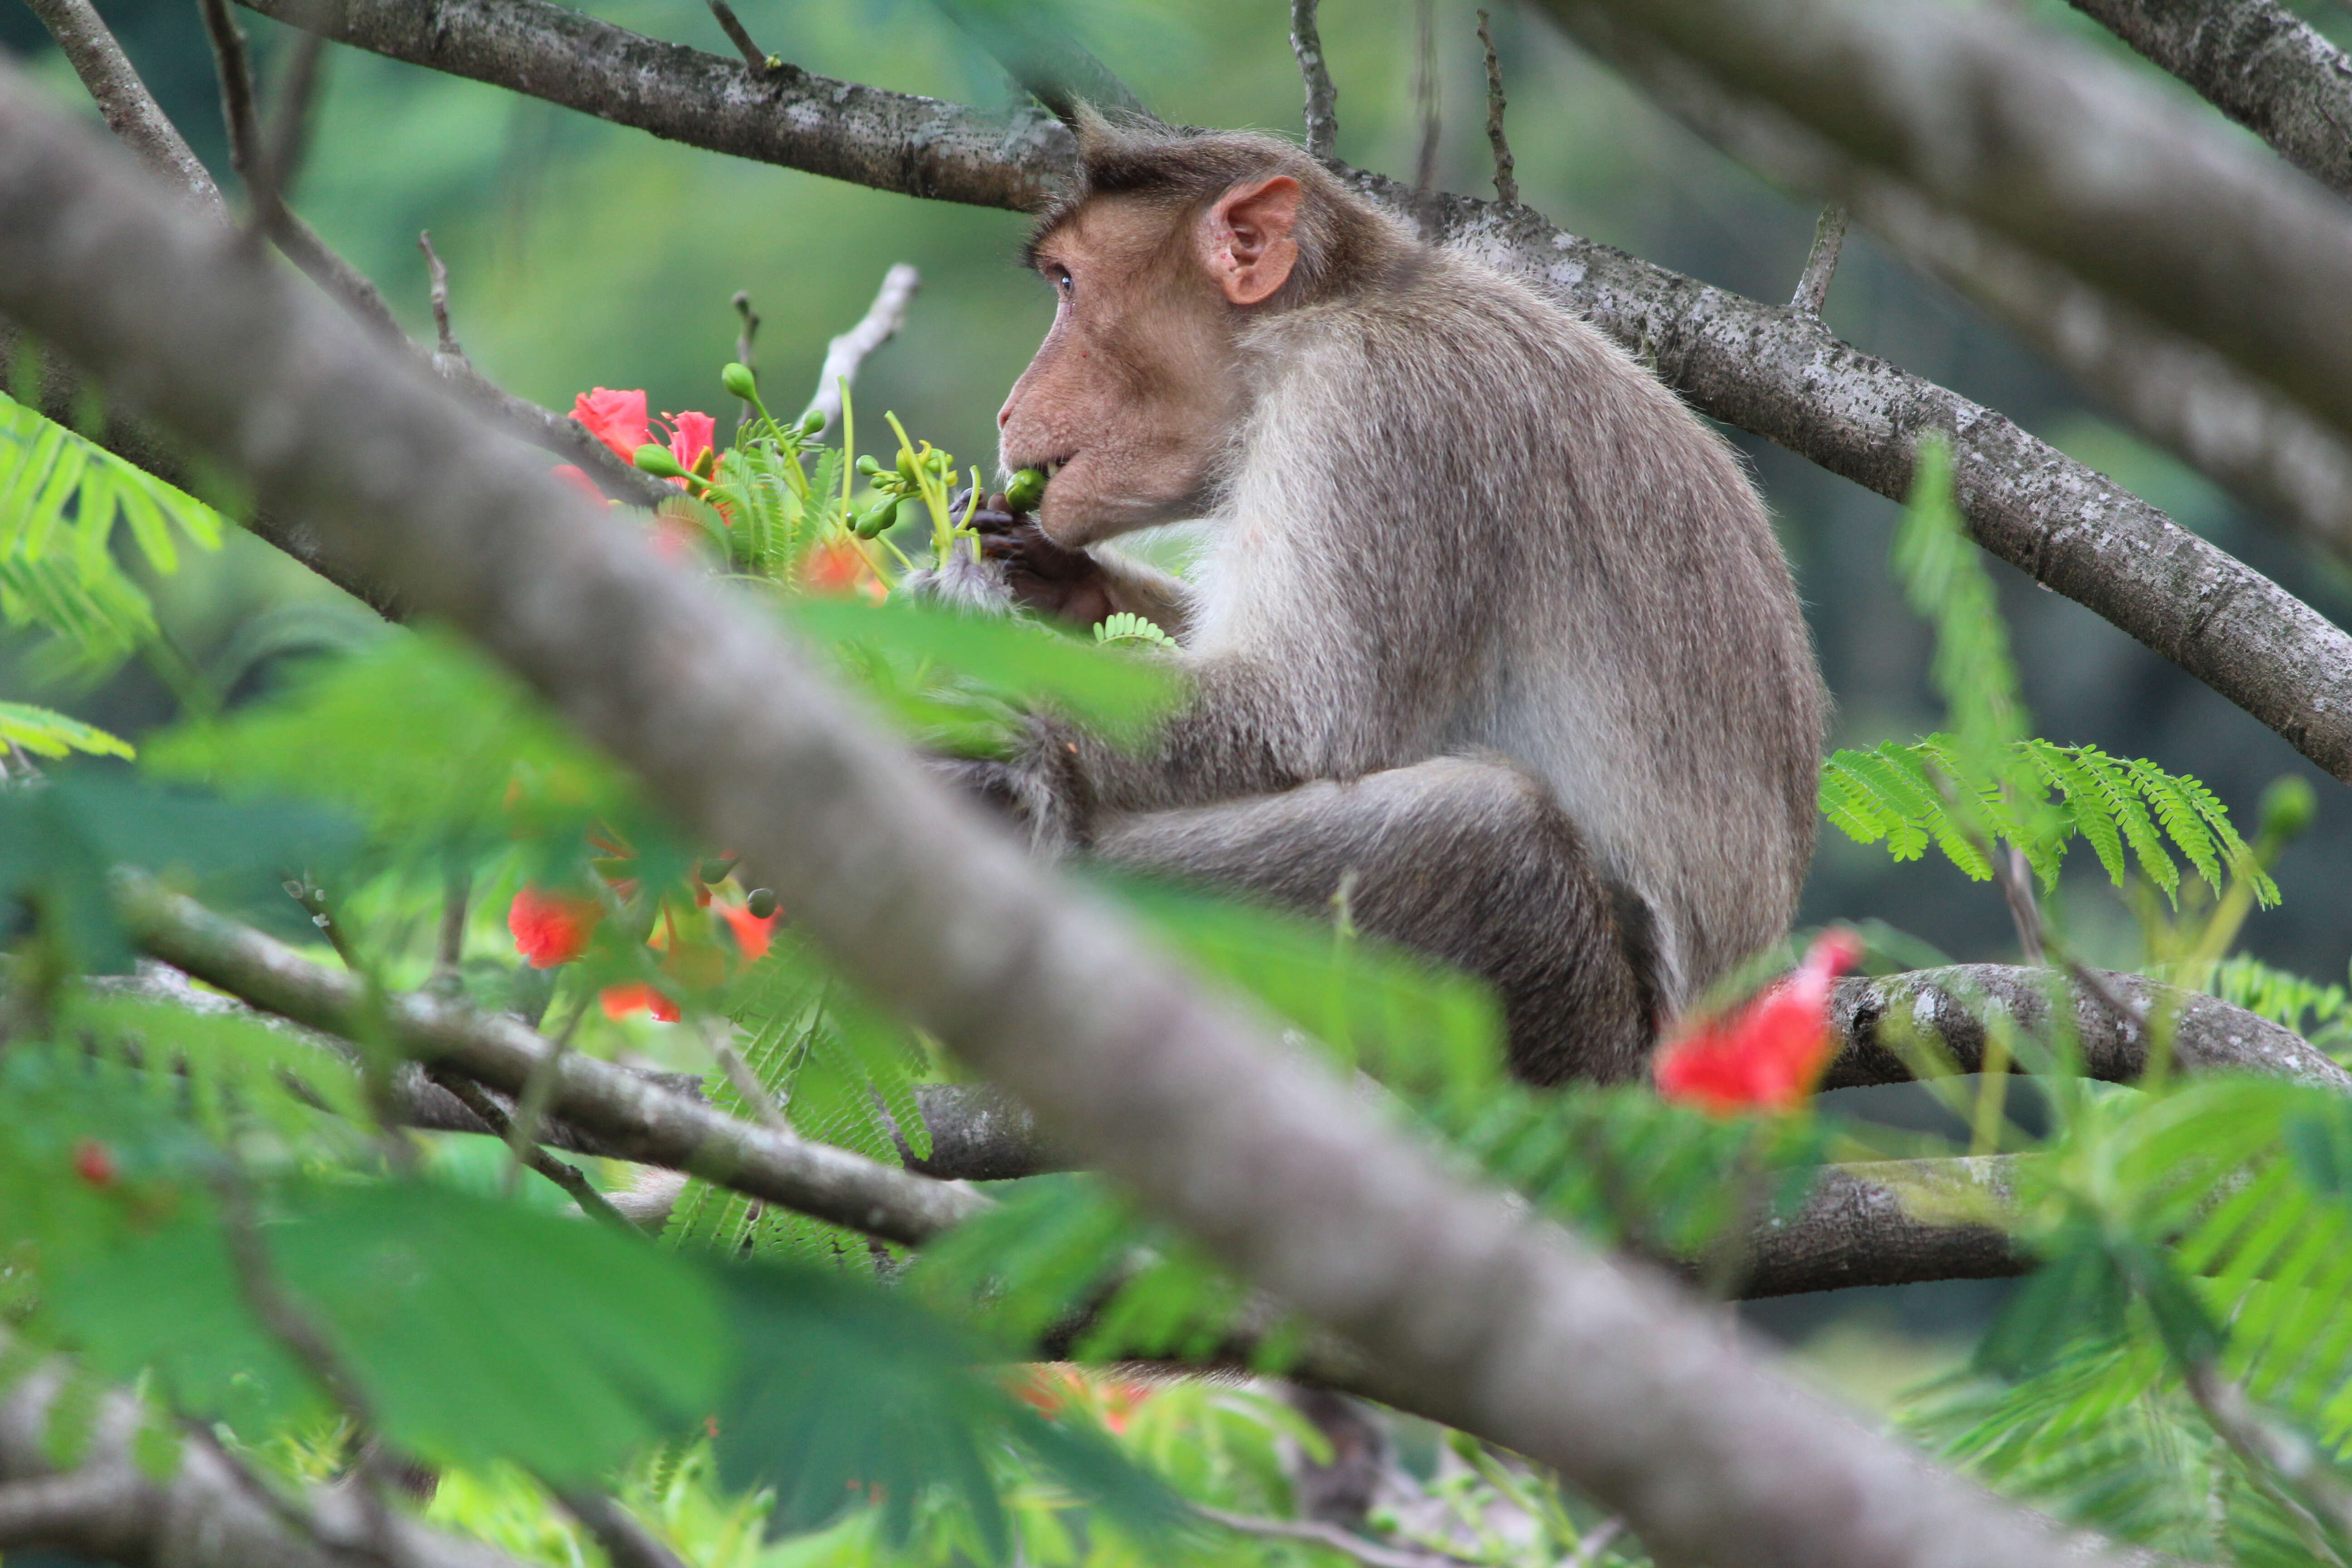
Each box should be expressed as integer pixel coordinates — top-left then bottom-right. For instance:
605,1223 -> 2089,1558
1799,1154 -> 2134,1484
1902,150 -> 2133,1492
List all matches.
2066,0 -> 2352,200
0,86 -> 2136,1566
23,0 -> 222,210
234,0 -> 2352,785
1569,16 -> 2352,562
1539,0 -> 2352,450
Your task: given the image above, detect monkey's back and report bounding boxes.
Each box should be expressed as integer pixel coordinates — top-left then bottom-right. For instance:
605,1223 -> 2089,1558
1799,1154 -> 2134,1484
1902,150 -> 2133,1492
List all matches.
1208,250 -> 1827,1008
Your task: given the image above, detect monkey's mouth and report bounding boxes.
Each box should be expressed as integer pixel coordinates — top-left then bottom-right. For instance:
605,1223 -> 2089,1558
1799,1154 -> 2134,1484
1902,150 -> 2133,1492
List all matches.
1015,454 -> 1074,481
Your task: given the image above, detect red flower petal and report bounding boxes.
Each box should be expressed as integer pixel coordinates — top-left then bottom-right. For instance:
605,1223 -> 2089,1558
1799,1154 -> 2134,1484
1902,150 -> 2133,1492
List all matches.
1654,930 -> 1862,1115
598,982 -> 679,1023
508,886 -> 603,968
572,388 -> 649,463
661,410 -> 717,475
717,900 -> 778,960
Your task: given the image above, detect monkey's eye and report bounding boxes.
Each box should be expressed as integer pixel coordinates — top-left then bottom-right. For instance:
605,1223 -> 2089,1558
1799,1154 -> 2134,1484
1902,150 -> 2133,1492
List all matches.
1053,270 -> 1074,299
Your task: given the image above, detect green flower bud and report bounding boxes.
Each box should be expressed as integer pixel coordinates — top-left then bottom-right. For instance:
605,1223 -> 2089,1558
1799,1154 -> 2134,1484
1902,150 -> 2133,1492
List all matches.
854,500 -> 897,538
2260,774 -> 2317,843
855,454 -> 882,477
633,443 -> 687,479
721,362 -> 759,402
897,448 -> 921,483
1004,467 -> 1047,512
697,855 -> 738,884
799,408 -> 827,436
745,888 -> 779,920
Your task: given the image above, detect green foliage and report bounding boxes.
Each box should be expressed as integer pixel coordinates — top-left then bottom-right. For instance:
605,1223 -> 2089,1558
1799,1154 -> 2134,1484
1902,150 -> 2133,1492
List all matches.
1821,736 -> 2274,906
63,993 -> 367,1145
2197,954 -> 2352,1054
1091,612 -> 1175,651
0,699 -> 133,760
0,391 -> 226,676
47,1179 -> 729,1478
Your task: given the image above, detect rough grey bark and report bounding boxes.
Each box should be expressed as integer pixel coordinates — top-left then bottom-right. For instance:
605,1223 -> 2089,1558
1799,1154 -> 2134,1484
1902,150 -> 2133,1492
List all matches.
2065,0 -> 2352,199
23,0 -> 221,210
0,72 -> 2124,1568
231,0 -> 2352,785
1538,0 -> 2352,450
1823,964 -> 2351,1091
1566,15 -> 2352,564
120,878 -> 986,1246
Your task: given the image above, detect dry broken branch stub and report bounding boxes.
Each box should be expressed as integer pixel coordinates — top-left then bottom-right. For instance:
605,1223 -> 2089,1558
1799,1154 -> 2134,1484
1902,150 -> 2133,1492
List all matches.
231,0 -> 2352,788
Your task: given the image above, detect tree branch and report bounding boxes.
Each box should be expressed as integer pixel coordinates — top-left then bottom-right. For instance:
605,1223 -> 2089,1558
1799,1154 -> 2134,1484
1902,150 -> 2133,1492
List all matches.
117,878 -> 986,1247
1567,15 -> 2352,562
0,1350 -> 525,1568
0,88 -> 2141,1564
232,0 -> 2352,785
1537,0 -> 2352,450
1291,0 -> 1341,160
1475,10 -> 1518,206
2065,0 -> 2352,201
22,0 -> 222,211
802,262 -> 919,437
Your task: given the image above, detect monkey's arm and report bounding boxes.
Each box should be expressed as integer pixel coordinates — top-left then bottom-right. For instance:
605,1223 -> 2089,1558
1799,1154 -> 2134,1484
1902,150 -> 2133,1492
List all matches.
1088,549 -> 1193,642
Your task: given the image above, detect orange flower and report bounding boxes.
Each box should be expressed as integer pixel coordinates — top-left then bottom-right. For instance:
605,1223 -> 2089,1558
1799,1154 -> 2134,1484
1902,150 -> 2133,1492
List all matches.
599,982 -> 679,1023
508,886 -> 604,968
1654,930 -> 1863,1114
801,538 -> 886,602
573,388 -> 649,462
73,1138 -> 117,1188
716,899 -> 778,960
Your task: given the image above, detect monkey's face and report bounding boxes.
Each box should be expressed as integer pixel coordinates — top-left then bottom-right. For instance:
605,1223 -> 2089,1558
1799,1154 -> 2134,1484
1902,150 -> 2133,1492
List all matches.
1000,181 -> 1302,547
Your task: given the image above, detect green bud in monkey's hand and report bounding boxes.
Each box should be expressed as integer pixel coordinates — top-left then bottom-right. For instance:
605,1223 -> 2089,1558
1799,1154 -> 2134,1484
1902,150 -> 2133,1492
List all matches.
1005,467 -> 1047,512
721,362 -> 759,402
633,443 -> 688,479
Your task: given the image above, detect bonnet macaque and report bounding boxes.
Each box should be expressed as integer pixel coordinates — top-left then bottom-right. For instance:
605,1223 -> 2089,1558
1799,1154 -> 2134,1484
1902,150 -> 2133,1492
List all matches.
915,115 -> 1827,1085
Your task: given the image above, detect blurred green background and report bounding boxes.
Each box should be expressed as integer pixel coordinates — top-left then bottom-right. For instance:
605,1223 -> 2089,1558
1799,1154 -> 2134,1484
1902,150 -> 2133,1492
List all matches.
8,0 -> 2352,1381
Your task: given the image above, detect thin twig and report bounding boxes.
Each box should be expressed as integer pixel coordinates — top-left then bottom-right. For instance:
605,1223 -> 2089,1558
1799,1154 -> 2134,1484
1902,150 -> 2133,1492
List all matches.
197,0 -> 262,187
1789,203 -> 1847,316
283,877 -> 360,970
24,0 -> 223,210
432,867 -> 469,984
427,1068 -> 632,1230
803,263 -> 919,436
731,290 -> 760,431
702,1017 -> 791,1132
2182,1361 -> 2352,1565
550,1488 -> 692,1568
417,232 -> 464,360
1199,1506 -> 1480,1568
705,0 -> 773,75
1999,844 -> 2045,965
214,1165 -> 405,1568
1475,11 -> 1518,206
1290,0 -> 1341,159
249,28 -> 328,235
1412,0 -> 1441,191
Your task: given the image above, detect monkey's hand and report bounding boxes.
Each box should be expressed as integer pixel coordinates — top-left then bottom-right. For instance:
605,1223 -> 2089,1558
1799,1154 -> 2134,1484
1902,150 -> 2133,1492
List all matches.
961,491 -> 1118,629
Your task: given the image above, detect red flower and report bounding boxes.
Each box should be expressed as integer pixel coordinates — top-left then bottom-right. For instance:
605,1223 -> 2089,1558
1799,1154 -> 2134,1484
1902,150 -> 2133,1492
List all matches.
1654,930 -> 1863,1114
551,464 -> 604,503
660,410 -> 717,476
801,538 -> 885,602
73,1138 -> 117,1188
599,982 -> 679,1023
573,388 -> 649,463
716,899 -> 778,960
508,886 -> 604,968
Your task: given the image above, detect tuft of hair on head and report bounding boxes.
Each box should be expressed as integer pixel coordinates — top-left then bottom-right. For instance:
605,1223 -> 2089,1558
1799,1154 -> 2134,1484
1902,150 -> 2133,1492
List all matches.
1025,105 -> 1413,307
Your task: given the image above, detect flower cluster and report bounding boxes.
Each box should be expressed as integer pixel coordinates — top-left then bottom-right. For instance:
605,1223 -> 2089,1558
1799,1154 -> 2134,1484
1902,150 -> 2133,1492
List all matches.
554,388 -> 716,501
1653,930 -> 1862,1114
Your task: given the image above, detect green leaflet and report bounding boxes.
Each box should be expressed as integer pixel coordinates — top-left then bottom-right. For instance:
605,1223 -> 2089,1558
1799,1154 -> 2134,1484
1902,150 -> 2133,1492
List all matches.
0,700 -> 132,760
0,392 -> 224,674
1821,737 -> 2275,907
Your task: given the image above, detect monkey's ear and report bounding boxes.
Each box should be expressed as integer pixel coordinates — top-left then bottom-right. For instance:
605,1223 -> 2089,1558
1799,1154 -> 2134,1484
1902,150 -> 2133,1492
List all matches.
1201,176 -> 1302,306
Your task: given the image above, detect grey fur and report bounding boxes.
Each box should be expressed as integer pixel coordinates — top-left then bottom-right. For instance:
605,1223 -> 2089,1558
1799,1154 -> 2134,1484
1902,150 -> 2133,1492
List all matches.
927,124 -> 1827,1085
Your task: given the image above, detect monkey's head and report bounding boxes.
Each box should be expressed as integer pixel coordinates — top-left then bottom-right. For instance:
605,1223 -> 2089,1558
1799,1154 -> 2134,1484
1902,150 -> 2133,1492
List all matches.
998,115 -> 1408,547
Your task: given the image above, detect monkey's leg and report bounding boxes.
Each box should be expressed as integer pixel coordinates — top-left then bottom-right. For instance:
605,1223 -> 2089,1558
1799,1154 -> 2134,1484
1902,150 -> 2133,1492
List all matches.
1091,756 -> 1661,1086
